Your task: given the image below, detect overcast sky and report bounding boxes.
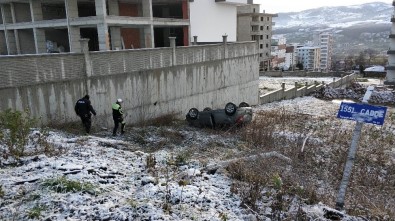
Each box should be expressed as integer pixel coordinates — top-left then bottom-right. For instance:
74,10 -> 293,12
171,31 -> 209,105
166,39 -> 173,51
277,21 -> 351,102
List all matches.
255,0 -> 393,13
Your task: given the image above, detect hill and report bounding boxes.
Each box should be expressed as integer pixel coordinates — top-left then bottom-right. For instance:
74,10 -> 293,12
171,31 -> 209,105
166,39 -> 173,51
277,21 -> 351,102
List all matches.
273,2 -> 392,55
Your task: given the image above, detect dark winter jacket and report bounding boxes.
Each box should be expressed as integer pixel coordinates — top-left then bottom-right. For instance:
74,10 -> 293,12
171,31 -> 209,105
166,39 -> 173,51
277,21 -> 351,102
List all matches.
75,97 -> 96,118
112,102 -> 124,121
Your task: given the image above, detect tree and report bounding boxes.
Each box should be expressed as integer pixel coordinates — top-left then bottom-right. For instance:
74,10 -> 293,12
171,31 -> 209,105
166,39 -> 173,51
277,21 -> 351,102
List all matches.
344,55 -> 355,71
355,52 -> 365,67
364,49 -> 378,66
296,62 -> 304,70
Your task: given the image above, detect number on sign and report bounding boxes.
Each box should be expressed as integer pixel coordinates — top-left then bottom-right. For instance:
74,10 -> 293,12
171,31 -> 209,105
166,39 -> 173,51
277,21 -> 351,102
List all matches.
340,105 -> 355,113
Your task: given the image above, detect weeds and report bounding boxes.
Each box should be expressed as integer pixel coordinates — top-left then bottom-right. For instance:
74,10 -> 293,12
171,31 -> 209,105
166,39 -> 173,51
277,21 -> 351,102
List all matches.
42,176 -> 96,194
0,109 -> 37,159
234,107 -> 395,218
146,154 -> 157,172
219,212 -> 228,221
126,198 -> 138,208
136,113 -> 180,127
159,128 -> 184,145
27,205 -> 45,219
174,150 -> 191,166
0,185 -> 4,198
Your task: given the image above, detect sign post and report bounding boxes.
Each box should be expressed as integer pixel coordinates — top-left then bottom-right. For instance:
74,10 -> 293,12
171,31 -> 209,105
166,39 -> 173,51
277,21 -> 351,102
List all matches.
335,86 -> 387,210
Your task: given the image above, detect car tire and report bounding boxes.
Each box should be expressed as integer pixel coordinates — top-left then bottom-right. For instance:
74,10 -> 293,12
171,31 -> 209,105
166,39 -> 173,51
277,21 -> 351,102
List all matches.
239,102 -> 250,107
225,102 -> 237,116
203,107 -> 212,112
187,108 -> 199,120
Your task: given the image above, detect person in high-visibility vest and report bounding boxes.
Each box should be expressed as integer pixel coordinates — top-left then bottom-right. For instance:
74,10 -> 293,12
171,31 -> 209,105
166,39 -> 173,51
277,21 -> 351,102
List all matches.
112,98 -> 125,136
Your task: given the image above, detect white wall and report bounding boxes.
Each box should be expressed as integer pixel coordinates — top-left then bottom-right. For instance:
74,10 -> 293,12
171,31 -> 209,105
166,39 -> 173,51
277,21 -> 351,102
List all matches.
223,0 -> 249,4
190,1 -> 238,42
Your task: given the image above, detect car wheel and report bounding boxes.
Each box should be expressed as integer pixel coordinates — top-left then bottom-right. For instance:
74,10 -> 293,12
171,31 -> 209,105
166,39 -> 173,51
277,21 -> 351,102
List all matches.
239,102 -> 250,107
187,108 -> 199,120
225,102 -> 237,116
203,107 -> 212,112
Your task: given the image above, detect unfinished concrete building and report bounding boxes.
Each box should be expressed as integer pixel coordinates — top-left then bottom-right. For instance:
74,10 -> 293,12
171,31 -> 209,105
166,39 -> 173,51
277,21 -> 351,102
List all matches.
237,4 -> 276,70
386,0 -> 395,85
0,0 -> 190,55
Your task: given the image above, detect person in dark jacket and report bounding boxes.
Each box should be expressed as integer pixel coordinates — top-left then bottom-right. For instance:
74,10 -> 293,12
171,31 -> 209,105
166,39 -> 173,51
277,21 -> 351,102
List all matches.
75,95 -> 96,134
112,98 -> 125,136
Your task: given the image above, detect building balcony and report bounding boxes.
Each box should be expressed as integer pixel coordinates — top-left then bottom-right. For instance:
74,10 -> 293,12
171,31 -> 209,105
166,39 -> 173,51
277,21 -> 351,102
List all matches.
251,21 -> 261,26
251,30 -> 264,35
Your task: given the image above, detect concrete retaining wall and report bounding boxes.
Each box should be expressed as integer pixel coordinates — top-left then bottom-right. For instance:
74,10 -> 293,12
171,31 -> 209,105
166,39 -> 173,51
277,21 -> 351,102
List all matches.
0,41 -> 259,127
259,73 -> 357,104
261,71 -> 353,78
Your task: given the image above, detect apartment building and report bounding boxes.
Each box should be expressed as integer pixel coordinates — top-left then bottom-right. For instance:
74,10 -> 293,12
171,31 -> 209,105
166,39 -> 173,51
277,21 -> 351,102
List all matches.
0,0 -> 190,55
285,45 -> 297,71
296,46 -> 321,71
386,0 -> 395,85
190,0 -> 251,43
237,4 -> 277,70
270,34 -> 286,69
313,32 -> 333,72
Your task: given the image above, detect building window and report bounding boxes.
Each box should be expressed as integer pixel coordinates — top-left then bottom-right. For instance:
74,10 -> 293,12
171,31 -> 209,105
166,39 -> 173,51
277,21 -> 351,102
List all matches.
266,26 -> 269,30
260,26 -> 263,30
260,35 -> 263,40
266,35 -> 269,39
253,8 -> 256,13
261,17 -> 263,21
260,53 -> 263,57
260,44 -> 263,49
266,43 -> 269,48
267,17 -> 270,21
266,52 -> 269,56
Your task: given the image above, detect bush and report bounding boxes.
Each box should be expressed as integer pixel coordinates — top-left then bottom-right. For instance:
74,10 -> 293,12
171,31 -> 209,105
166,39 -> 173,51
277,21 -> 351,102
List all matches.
0,109 -> 37,159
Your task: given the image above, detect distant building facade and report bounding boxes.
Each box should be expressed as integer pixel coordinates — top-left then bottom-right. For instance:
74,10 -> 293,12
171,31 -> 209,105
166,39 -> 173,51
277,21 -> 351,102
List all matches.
313,32 -> 334,72
271,34 -> 286,69
190,0 -> 251,43
285,45 -> 297,71
237,4 -> 277,70
0,0 -> 190,55
296,46 -> 321,71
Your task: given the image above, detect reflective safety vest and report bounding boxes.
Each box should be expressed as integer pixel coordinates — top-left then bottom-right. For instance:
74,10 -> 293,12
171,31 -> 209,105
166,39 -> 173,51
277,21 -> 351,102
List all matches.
112,103 -> 123,119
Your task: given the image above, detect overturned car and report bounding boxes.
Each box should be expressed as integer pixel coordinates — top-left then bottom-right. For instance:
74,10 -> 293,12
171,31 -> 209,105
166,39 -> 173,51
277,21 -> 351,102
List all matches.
186,102 -> 253,128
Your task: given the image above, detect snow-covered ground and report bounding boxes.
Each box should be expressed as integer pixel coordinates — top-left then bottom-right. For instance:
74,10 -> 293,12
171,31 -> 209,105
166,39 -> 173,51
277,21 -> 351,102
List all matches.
1,93 -> 394,220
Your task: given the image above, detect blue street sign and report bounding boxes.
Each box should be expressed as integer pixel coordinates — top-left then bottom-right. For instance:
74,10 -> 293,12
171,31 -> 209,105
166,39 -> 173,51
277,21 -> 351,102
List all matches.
337,102 -> 387,125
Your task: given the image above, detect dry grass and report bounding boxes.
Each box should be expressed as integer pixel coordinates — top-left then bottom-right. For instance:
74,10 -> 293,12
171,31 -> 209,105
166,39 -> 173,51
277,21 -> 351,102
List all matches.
227,108 -> 395,219
135,113 -> 181,127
